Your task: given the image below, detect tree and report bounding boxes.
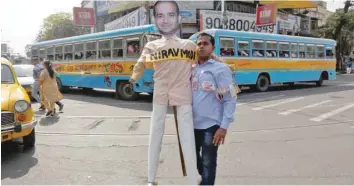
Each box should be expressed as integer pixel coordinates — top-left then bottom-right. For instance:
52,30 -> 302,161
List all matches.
316,1 -> 354,69
317,1 -> 354,70
36,12 -> 91,42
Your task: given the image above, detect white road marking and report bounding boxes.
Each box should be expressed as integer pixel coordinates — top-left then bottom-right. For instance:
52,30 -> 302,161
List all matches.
310,103 -> 354,122
279,100 -> 332,116
336,83 -> 354,87
238,95 -> 285,106
34,115 -> 173,119
252,97 -> 304,111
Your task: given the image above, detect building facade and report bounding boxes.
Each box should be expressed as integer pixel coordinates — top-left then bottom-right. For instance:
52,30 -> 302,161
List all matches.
80,0 -> 332,38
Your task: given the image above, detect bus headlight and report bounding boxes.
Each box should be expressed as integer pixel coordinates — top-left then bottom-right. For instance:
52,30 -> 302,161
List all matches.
14,100 -> 29,113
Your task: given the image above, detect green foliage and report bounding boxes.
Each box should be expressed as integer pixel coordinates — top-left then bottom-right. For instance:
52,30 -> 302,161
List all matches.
315,1 -> 354,58
317,9 -> 354,40
36,12 -> 91,42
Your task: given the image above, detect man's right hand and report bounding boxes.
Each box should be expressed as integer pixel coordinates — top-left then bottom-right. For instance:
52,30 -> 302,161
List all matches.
129,78 -> 136,85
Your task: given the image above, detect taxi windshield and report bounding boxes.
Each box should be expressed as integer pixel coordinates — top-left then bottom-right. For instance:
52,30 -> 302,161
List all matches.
1,64 -> 15,84
13,65 -> 34,77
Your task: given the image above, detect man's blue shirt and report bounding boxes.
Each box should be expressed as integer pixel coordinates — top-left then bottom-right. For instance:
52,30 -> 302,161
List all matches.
33,64 -> 42,81
192,59 -> 237,130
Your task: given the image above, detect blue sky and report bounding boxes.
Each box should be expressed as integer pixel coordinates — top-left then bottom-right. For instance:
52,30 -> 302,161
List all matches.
0,0 -> 346,55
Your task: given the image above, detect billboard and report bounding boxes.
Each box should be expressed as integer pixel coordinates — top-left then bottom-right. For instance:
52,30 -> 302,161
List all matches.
199,10 -> 278,34
95,1 -> 213,17
73,7 -> 95,26
105,7 -> 147,31
96,1 -> 149,17
256,4 -> 277,26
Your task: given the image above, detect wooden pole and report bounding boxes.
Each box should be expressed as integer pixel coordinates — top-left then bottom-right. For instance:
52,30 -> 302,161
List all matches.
173,106 -> 187,176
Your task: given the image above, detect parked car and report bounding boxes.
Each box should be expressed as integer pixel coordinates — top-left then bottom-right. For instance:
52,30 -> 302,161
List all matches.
1,57 -> 37,148
13,64 -> 34,94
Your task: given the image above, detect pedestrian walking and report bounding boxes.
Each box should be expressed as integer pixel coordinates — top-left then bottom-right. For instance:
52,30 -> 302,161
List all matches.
39,60 -> 64,116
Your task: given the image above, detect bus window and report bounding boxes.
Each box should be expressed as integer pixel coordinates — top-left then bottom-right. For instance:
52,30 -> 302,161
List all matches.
74,43 -> 84,60
31,49 -> 38,58
144,34 -> 162,45
220,37 -> 235,57
113,38 -> 123,58
39,49 -> 45,60
326,47 -> 334,59
98,40 -> 111,59
291,43 -> 298,58
46,47 -> 54,60
299,44 -> 305,58
252,40 -> 264,57
238,41 -> 249,57
64,45 -> 73,60
126,37 -> 140,58
85,41 -> 97,60
266,41 -> 277,58
55,46 -> 63,61
306,44 -> 315,58
317,45 -> 324,58
279,42 -> 290,58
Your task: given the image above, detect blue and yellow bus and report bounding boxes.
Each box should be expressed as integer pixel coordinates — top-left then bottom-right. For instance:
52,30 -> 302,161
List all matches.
29,25 -> 336,101
190,29 -> 337,92
29,25 -> 162,101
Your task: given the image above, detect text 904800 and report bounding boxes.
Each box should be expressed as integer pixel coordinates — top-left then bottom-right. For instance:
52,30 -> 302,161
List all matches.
200,10 -> 277,34
205,17 -> 275,33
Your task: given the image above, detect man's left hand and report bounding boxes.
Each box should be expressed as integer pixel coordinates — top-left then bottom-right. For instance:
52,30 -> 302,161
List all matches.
213,128 -> 227,146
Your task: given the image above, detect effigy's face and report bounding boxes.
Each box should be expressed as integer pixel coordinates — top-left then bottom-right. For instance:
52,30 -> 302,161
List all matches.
154,2 -> 180,37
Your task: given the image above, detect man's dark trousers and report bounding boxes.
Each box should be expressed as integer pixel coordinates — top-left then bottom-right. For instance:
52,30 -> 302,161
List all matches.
194,125 -> 219,185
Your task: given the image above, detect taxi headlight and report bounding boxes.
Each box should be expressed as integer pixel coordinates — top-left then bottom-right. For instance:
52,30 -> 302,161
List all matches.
14,100 -> 29,113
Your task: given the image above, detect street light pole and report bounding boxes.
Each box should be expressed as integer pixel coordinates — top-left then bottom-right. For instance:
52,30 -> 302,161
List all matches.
145,1 -> 151,24
93,1 -> 98,33
221,0 -> 227,29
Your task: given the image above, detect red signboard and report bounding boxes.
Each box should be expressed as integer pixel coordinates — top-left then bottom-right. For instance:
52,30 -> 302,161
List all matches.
73,7 -> 95,26
255,4 -> 277,26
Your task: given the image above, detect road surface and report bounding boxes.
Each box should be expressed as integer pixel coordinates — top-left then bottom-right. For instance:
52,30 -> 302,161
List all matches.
2,74 -> 354,185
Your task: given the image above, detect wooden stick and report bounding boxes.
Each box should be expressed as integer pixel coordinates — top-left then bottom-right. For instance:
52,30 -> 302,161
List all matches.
172,106 -> 187,176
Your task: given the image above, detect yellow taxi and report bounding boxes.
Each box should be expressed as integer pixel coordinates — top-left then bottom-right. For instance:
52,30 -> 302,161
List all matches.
1,57 -> 37,148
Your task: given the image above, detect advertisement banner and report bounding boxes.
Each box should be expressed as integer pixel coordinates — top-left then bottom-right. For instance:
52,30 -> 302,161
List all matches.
105,7 -> 147,31
300,16 -> 312,35
256,4 -> 277,26
95,1 -> 119,17
277,12 -> 301,33
199,10 -> 278,34
96,1 -> 149,17
73,7 -> 95,26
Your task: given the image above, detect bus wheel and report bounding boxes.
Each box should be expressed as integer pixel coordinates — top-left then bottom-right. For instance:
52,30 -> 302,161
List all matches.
316,75 -> 324,86
316,71 -> 328,86
116,81 -> 138,101
56,78 -> 69,93
255,74 -> 270,92
287,82 -> 295,88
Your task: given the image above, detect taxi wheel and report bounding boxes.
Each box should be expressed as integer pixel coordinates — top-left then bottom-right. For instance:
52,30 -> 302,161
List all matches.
23,128 -> 35,149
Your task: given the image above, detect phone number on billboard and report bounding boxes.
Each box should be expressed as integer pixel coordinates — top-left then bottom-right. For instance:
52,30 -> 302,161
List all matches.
205,17 -> 275,33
